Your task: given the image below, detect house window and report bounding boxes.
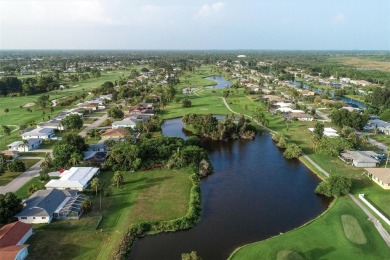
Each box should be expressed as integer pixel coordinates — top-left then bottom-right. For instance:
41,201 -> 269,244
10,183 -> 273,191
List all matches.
42,217 -> 46,219
21,217 -> 27,219
33,217 -> 36,219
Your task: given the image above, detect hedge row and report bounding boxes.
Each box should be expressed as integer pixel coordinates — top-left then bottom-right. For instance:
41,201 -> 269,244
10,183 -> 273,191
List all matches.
114,173 -> 202,260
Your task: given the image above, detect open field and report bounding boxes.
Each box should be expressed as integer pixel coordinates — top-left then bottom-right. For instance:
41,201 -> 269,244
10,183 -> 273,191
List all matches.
229,197 -> 390,260
330,57 -> 390,72
0,70 -> 126,127
26,168 -> 193,260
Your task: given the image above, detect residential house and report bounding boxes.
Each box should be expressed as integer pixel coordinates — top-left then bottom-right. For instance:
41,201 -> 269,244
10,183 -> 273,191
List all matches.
16,189 -> 85,223
365,168 -> 390,189
0,221 -> 33,260
1,150 -> 20,159
101,128 -> 127,141
21,128 -> 55,140
111,118 -> 140,129
309,127 -> 339,137
340,150 -> 380,168
45,167 -> 100,191
37,119 -> 65,131
367,119 -> 390,135
290,112 -> 314,122
7,139 -> 42,152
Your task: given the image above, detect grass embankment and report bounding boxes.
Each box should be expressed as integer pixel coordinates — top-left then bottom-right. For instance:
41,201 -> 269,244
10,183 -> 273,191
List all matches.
229,197 -> 390,260
26,168 -> 193,260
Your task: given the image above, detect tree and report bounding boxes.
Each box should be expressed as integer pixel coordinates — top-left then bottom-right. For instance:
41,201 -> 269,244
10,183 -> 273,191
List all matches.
28,184 -> 39,194
108,108 -> 124,120
60,133 -> 87,152
91,177 -> 101,195
106,143 -> 140,171
53,143 -> 78,168
113,171 -> 124,187
0,192 -> 22,224
87,129 -> 101,140
36,95 -> 50,109
182,98 -> 192,108
313,122 -> 324,140
253,108 -> 269,127
69,152 -> 83,166
315,176 -> 352,197
7,160 -> 26,172
81,198 -> 92,213
2,125 -> 11,143
181,251 -> 202,260
62,114 -> 83,130
4,108 -> 9,115
283,143 -> 302,159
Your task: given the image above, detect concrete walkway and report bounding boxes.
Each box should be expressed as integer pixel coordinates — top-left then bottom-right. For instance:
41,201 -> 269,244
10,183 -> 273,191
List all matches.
0,158 -> 44,194
220,96 -> 390,248
79,113 -> 108,137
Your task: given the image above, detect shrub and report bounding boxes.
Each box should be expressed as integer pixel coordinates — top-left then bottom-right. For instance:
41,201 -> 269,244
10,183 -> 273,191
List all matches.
315,176 -> 352,197
7,160 -> 26,172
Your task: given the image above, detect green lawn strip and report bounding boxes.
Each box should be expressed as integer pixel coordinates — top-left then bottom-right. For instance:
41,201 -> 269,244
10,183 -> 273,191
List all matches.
26,168 -> 193,260
229,197 -> 390,260
371,134 -> 390,147
18,152 -> 47,157
0,171 -> 20,186
20,158 -> 41,169
14,177 -> 47,199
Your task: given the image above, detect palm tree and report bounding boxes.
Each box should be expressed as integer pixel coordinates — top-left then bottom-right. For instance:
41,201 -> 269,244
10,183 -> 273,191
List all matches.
69,152 -> 82,166
4,108 -> 9,116
113,171 -> 124,187
91,177 -> 101,195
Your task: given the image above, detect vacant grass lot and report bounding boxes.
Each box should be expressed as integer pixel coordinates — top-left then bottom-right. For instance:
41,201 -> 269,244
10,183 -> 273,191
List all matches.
229,197 -> 390,260
26,168 -> 193,260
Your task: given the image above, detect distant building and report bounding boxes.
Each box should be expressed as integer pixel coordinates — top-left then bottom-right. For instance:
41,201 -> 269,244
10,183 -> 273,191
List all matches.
21,128 -> 55,140
7,139 -> 42,152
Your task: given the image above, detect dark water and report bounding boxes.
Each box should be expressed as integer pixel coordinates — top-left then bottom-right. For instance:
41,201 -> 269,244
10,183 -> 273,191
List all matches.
129,118 -> 329,260
205,76 -> 232,89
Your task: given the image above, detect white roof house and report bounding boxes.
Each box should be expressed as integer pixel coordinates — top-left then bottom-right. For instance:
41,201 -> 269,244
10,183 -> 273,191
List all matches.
112,117 -> 143,129
340,151 -> 380,168
308,127 -> 339,137
7,139 -> 42,152
45,167 -> 100,191
21,128 -> 55,140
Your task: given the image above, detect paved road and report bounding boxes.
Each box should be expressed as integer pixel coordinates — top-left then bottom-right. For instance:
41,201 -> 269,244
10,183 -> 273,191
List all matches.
79,113 -> 108,137
315,108 -> 331,122
0,158 -> 44,194
221,96 -> 390,248
349,194 -> 390,247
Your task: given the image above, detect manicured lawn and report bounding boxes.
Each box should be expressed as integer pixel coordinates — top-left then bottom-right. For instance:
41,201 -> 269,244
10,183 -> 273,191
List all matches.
26,168 -> 193,260
0,171 -> 20,186
229,197 -> 390,260
14,177 -> 47,199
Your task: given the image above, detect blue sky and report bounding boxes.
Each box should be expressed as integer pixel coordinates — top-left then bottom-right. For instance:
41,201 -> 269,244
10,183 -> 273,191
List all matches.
0,0 -> 389,50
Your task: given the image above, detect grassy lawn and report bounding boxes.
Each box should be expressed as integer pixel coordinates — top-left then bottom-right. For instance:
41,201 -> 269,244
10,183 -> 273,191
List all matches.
14,177 -> 47,199
371,134 -> 390,147
26,168 -> 193,260
0,171 -> 20,186
229,197 -> 390,260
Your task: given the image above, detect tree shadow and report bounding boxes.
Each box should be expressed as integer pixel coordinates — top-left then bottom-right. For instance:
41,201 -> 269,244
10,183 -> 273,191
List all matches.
132,176 -> 173,191
304,247 -> 335,259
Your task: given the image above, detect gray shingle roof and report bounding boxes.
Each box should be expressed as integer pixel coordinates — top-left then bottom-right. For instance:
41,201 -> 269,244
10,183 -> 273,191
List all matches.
16,189 -> 77,218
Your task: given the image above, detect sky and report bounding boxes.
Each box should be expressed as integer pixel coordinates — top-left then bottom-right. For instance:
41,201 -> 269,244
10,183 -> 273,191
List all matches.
0,0 -> 389,50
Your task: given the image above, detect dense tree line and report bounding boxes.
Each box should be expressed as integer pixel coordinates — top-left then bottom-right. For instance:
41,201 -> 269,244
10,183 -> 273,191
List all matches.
105,136 -> 212,176
330,109 -> 369,130
182,113 -> 256,140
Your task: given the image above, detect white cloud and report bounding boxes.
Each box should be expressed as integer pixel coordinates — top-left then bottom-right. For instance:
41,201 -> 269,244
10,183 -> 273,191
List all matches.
0,0 -> 115,29
196,2 -> 225,17
332,12 -> 346,25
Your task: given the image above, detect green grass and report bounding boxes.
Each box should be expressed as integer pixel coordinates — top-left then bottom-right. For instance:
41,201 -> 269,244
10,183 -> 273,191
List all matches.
26,168 -> 193,260
341,215 -> 367,244
0,171 -> 20,186
229,197 -> 390,260
14,177 -> 47,199
371,134 -> 390,147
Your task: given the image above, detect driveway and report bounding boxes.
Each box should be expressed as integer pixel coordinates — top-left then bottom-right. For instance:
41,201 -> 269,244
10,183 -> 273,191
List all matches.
0,158 -> 44,194
79,113 -> 108,137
